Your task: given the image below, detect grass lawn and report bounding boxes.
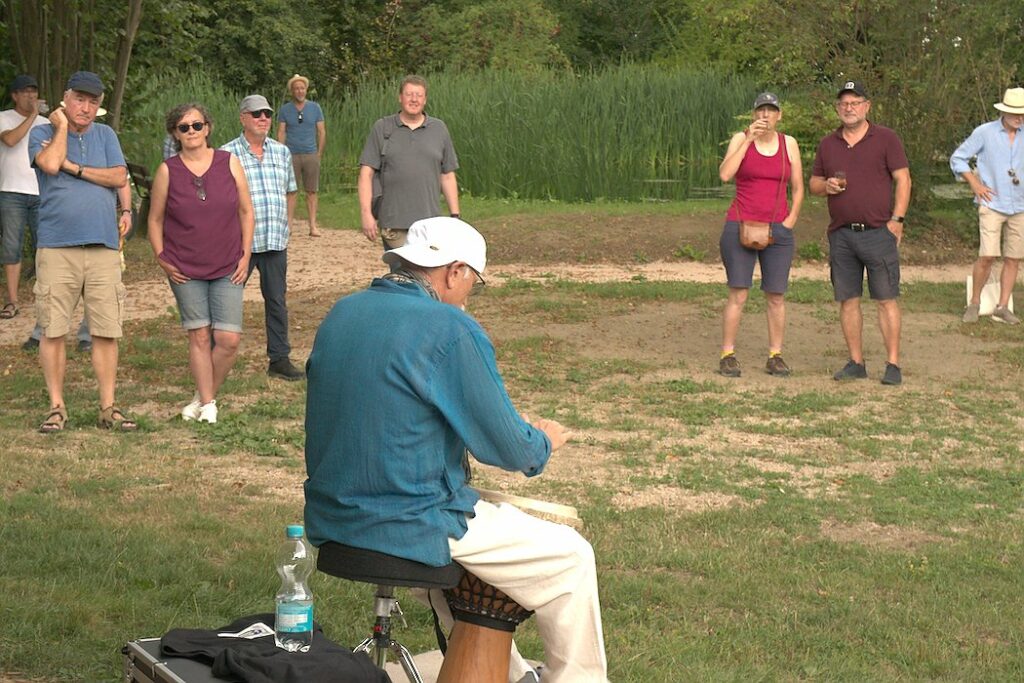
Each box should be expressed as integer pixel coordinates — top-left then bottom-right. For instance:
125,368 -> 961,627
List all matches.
1,198 -> 1021,681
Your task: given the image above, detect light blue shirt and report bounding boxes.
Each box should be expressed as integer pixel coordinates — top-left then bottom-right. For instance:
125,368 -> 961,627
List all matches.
278,101 -> 324,155
950,118 -> 1024,215
303,278 -> 551,567
221,134 -> 296,253
29,122 -> 125,250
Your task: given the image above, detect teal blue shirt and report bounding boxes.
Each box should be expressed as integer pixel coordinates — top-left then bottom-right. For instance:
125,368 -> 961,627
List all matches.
303,279 -> 550,566
278,101 -> 324,155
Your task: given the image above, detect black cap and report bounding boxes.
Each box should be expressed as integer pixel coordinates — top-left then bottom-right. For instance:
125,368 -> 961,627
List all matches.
836,80 -> 868,99
65,71 -> 104,96
10,74 -> 38,92
753,92 -> 780,110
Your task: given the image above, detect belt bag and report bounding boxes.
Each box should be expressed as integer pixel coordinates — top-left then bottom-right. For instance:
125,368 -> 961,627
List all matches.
739,220 -> 773,250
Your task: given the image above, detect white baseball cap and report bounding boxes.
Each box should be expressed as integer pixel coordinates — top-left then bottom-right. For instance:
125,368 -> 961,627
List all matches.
383,217 -> 487,278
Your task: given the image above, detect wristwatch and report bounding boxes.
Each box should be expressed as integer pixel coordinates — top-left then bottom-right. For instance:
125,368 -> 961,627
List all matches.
76,164 -> 84,178
890,215 -> 905,223
450,213 -> 461,219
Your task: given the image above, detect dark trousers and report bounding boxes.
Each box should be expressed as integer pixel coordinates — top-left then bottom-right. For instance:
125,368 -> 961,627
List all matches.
247,249 -> 290,363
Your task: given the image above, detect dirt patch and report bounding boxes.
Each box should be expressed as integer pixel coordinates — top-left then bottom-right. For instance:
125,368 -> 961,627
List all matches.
819,519 -> 946,552
612,485 -> 749,513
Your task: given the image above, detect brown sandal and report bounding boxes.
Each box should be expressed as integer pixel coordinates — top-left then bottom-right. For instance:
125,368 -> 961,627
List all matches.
0,302 -> 18,319
98,405 -> 138,431
39,406 -> 67,433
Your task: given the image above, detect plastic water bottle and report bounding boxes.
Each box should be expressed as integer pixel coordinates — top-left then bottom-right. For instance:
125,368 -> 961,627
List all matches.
274,524 -> 314,652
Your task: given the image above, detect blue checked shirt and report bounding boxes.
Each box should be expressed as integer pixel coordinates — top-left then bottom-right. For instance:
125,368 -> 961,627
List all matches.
222,133 -> 297,252
950,119 -> 1024,216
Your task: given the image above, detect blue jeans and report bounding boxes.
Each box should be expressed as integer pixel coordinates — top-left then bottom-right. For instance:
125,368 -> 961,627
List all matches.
0,191 -> 39,264
31,318 -> 91,343
169,275 -> 244,332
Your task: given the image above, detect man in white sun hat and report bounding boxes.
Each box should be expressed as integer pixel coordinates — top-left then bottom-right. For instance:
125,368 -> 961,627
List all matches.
303,216 -> 609,682
951,87 -> 1024,324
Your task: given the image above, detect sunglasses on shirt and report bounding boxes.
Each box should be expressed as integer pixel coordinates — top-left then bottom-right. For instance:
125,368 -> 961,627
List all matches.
297,111 -> 303,124
248,109 -> 273,119
1010,169 -> 1020,186
176,121 -> 206,133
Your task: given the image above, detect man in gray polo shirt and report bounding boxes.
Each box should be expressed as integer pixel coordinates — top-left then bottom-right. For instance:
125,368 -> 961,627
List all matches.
357,75 -> 460,251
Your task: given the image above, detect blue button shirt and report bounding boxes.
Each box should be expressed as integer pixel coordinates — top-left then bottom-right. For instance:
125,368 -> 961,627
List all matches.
950,119 -> 1024,215
303,279 -> 551,567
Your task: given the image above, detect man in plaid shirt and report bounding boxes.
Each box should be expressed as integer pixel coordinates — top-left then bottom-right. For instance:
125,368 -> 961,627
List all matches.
223,94 -> 303,380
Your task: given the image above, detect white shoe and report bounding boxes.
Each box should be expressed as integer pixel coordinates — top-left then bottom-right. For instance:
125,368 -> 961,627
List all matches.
181,392 -> 201,421
198,400 -> 217,424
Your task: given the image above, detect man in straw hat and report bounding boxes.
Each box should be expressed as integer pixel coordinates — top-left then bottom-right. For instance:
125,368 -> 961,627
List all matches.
277,74 -> 326,236
951,87 -> 1024,324
304,217 -> 609,682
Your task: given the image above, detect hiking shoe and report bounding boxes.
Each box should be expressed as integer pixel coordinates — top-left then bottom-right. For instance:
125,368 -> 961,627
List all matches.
719,354 -> 741,377
881,362 -> 903,386
833,359 -> 867,381
77,339 -> 92,353
962,303 -> 980,323
765,355 -> 791,376
181,392 -> 202,421
992,306 -> 1020,325
22,336 -> 39,351
198,400 -> 218,424
268,358 -> 305,381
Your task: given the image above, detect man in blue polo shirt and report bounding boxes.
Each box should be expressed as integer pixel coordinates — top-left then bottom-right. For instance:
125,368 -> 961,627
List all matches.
277,74 -> 326,237
29,71 -> 135,432
951,87 -> 1024,325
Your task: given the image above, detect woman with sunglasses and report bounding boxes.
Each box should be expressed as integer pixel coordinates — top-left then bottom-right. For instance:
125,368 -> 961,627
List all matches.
147,103 -> 255,423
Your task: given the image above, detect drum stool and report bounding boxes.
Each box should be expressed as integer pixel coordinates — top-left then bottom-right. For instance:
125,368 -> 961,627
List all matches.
318,542 -> 535,683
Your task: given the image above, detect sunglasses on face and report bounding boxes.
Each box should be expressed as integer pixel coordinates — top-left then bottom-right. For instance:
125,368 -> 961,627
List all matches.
248,109 -> 273,119
176,121 -> 206,133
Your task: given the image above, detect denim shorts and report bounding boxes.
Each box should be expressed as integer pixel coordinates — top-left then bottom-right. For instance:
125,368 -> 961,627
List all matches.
169,275 -> 244,332
719,221 -> 795,293
0,191 -> 39,264
828,226 -> 901,301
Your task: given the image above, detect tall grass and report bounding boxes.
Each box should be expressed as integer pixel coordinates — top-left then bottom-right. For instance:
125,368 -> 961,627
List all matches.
119,66 -> 755,202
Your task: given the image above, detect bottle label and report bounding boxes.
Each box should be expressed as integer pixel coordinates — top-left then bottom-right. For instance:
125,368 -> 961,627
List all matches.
276,602 -> 313,633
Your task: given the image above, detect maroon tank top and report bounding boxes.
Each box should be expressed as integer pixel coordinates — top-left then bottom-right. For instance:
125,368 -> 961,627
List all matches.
161,150 -> 242,280
726,133 -> 791,223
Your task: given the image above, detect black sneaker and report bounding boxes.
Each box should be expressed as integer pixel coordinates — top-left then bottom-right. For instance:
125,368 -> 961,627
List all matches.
77,339 -> 92,353
881,362 -> 902,386
765,355 -> 791,376
719,354 -> 741,377
833,359 -> 867,381
22,336 -> 39,351
268,358 -> 305,381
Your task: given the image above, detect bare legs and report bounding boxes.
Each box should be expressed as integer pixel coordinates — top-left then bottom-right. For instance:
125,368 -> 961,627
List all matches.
721,287 -> 786,354
287,191 -> 320,236
839,297 -> 900,366
186,326 -> 241,404
41,334 -> 119,409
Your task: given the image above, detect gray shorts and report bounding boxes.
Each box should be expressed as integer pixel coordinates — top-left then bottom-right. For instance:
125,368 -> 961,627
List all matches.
828,226 -> 900,301
169,275 -> 244,332
719,221 -> 795,293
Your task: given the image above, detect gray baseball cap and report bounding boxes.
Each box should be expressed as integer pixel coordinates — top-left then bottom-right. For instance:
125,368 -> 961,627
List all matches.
753,92 -> 780,110
239,94 -> 273,114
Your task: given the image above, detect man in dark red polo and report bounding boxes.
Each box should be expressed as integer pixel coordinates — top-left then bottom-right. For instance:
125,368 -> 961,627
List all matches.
810,81 -> 912,386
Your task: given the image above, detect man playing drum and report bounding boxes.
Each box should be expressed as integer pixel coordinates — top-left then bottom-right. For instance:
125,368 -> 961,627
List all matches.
303,217 -> 609,682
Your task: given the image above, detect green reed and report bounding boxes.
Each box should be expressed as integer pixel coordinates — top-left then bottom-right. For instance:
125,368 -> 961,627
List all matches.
120,66 -> 755,202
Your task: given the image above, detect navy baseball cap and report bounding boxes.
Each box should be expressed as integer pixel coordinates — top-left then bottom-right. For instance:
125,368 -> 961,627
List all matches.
837,80 -> 868,99
66,71 -> 105,96
753,92 -> 780,110
10,74 -> 38,91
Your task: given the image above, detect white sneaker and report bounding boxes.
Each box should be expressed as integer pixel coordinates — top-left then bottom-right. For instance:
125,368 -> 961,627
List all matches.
198,400 -> 217,424
181,392 -> 201,421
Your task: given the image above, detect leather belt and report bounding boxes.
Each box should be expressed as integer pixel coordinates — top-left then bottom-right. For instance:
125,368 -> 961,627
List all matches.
844,223 -> 881,232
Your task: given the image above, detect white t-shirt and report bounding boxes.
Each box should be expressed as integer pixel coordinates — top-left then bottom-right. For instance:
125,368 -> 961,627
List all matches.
0,109 -> 49,195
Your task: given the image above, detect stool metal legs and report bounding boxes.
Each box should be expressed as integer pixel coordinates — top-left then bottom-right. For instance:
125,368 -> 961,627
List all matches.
353,585 -> 424,683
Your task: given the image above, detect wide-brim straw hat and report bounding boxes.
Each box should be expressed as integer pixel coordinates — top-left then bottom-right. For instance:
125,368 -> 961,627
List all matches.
287,74 -> 309,91
994,88 -> 1024,114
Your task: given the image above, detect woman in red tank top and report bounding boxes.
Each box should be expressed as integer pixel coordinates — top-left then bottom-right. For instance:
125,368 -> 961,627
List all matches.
716,92 -> 805,378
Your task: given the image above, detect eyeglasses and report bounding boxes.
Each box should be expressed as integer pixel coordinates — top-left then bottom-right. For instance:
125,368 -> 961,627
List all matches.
1011,169 -> 1020,186
837,100 -> 868,109
193,175 -> 206,202
297,111 -> 303,124
176,121 -> 206,133
248,109 -> 273,119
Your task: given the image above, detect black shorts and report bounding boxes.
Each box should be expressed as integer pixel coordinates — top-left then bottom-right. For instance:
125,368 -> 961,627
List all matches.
828,226 -> 900,301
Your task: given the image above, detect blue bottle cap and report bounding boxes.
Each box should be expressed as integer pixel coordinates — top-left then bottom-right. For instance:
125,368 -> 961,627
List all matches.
286,524 -> 304,538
